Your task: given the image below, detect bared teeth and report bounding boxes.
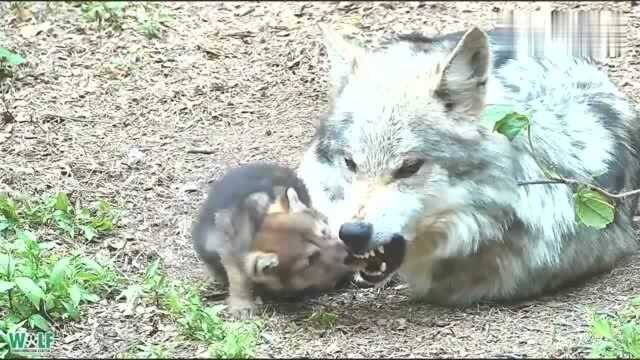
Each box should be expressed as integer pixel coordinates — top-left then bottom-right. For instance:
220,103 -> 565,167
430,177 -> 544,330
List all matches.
364,270 -> 382,276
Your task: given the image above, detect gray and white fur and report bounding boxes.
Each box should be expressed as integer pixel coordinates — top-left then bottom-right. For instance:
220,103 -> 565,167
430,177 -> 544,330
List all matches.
296,25 -> 640,305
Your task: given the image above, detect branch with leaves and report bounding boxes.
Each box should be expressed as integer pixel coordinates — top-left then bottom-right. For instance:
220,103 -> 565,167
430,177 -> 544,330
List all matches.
482,105 -> 640,230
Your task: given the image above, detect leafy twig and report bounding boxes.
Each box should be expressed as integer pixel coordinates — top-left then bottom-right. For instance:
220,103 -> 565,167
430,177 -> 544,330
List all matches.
517,178 -> 640,200
484,105 -> 640,229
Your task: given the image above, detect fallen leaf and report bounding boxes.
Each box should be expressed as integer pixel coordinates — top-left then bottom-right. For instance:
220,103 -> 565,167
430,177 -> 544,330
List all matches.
19,22 -> 51,38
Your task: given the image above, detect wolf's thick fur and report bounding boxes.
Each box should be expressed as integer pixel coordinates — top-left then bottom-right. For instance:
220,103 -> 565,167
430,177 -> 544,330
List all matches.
192,162 -> 356,318
296,25 -> 640,306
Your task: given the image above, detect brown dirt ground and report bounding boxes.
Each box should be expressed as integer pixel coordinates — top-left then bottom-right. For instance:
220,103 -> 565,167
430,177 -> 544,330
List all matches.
2,1 -> 640,358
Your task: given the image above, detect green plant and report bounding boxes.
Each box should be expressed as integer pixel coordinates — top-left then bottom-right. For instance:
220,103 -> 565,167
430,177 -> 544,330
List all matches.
1,192 -> 120,242
305,310 -> 338,330
0,48 -> 26,80
117,259 -> 262,358
80,1 -> 127,31
0,193 -> 122,357
135,5 -> 172,39
0,193 -> 122,358
481,105 -> 639,230
588,298 -> 640,358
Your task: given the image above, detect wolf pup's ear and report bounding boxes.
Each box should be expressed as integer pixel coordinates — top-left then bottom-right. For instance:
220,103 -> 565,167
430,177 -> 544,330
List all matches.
268,187 -> 308,214
434,27 -> 490,116
284,187 -> 308,213
246,252 -> 280,277
318,23 -> 365,98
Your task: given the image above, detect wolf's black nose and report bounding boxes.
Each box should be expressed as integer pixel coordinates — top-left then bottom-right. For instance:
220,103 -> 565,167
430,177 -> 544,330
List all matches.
339,222 -> 373,253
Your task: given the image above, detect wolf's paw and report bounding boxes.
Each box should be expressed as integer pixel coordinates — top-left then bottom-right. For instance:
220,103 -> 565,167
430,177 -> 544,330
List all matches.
228,298 -> 258,320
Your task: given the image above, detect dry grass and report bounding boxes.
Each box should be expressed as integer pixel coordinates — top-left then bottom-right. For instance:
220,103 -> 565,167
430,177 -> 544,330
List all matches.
1,1 -> 640,357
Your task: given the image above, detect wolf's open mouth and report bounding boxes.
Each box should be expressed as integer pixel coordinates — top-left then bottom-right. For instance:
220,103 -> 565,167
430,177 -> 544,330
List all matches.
345,234 -> 406,283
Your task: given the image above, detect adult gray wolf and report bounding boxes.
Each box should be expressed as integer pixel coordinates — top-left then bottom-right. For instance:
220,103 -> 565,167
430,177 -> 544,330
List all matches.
296,24 -> 640,306
192,162 -> 366,318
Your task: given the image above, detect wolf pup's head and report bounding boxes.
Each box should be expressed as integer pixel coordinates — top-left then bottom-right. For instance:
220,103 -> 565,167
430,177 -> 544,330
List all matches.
247,187 -> 356,293
298,25 -> 517,283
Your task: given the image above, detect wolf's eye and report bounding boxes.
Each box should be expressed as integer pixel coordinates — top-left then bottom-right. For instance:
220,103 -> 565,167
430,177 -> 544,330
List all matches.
344,157 -> 357,172
394,158 -> 425,179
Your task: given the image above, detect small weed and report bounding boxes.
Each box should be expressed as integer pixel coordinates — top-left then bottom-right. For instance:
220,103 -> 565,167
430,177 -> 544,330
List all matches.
1,192 -> 121,242
135,5 -> 172,39
588,298 -> 640,358
0,193 -> 123,358
80,1 -> 127,31
305,310 -> 338,329
117,259 -> 262,358
0,47 -> 26,80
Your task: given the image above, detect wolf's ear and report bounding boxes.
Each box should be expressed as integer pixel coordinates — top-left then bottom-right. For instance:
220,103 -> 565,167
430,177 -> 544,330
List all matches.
434,27 -> 490,115
318,23 -> 365,98
247,252 -> 280,277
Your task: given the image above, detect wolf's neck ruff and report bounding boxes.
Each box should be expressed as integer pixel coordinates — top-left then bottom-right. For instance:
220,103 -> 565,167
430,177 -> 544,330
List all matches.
297,25 -> 640,305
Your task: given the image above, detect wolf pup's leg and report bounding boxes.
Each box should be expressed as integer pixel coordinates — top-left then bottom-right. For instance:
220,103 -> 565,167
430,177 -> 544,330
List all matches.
222,257 -> 258,320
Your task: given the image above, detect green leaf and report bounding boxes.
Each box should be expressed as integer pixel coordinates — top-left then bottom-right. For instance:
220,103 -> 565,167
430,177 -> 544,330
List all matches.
92,217 -> 113,232
62,301 -> 80,320
591,316 -> 613,339
492,112 -> 530,141
83,292 -> 100,303
145,258 -> 161,280
0,280 -> 14,292
28,314 -> 51,332
0,196 -> 18,222
16,230 -> 37,248
49,257 -> 71,288
0,254 -> 16,277
0,48 -> 26,66
574,188 -> 615,230
80,258 -> 104,273
14,277 -> 45,310
480,104 -> 516,128
54,192 -> 71,213
80,225 -> 98,241
69,284 -> 82,307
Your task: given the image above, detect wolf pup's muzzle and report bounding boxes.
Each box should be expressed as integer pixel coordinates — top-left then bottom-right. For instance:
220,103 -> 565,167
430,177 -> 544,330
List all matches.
340,222 -> 406,283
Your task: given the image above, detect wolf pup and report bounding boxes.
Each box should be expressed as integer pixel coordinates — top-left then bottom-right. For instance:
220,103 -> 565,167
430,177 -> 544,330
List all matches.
192,162 -> 361,318
296,24 -> 640,306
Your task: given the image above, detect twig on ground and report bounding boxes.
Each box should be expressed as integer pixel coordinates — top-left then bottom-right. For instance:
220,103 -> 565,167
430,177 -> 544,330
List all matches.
187,148 -> 218,154
41,113 -> 102,123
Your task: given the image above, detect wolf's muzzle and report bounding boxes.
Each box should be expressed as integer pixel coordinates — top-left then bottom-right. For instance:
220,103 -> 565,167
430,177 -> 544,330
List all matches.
338,221 -> 373,253
340,221 -> 407,284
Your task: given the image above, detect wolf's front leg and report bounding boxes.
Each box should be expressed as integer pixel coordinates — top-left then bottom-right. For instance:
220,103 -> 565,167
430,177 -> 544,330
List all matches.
223,259 -> 258,320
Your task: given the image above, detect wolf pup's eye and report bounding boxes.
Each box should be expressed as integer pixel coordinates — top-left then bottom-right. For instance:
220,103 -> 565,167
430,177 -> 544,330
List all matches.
394,158 -> 425,179
344,157 -> 357,172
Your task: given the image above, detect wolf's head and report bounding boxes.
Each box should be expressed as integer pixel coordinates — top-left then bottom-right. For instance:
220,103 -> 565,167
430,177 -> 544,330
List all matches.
247,186 -> 357,292
298,26 -> 518,282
